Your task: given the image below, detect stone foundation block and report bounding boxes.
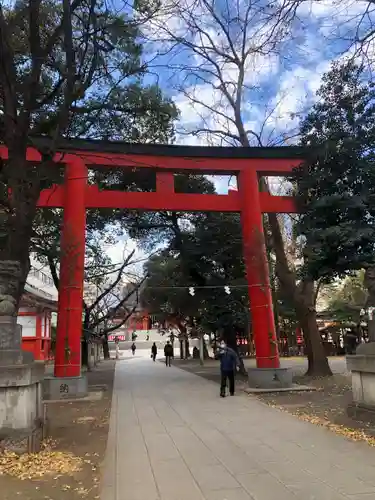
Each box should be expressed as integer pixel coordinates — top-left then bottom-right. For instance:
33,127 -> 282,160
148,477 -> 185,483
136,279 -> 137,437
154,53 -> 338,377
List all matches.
43,375 -> 88,400
347,354 -> 375,409
247,367 -> 293,389
0,362 -> 45,453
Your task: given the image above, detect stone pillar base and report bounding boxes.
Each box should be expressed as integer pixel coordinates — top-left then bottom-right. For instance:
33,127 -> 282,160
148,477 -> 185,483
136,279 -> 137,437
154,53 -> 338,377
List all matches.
347,402 -> 375,423
347,351 -> 375,409
43,375 -> 88,400
0,362 -> 45,454
247,367 -> 293,389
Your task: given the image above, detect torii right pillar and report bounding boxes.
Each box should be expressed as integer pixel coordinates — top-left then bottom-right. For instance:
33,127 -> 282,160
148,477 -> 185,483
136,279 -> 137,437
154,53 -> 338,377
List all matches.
239,169 -> 292,388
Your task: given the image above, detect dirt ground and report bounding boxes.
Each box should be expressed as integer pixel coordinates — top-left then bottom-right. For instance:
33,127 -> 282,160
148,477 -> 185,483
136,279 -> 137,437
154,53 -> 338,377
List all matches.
173,357 -> 375,446
257,373 -> 375,444
0,360 -> 115,500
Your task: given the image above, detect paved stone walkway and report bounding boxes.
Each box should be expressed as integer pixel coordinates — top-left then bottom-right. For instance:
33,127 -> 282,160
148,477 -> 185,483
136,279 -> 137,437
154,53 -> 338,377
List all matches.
101,358 -> 375,500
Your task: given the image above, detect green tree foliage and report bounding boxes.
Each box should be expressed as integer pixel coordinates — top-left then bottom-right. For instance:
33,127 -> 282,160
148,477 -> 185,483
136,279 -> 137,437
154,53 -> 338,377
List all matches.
141,251 -> 197,327
71,83 -> 177,142
0,0 -> 177,315
24,0 -> 178,321
1,0 -> 147,139
298,61 -> 375,282
325,272 -> 368,325
139,176 -> 250,349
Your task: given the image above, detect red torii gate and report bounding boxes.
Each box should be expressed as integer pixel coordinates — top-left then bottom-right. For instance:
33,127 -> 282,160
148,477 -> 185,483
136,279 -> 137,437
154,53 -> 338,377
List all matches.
2,140 -> 302,378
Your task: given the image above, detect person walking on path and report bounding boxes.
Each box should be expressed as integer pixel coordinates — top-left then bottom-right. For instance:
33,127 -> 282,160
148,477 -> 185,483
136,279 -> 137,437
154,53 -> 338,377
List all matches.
164,341 -> 173,367
151,342 -> 157,362
218,341 -> 239,397
131,342 -> 136,356
115,336 -> 120,360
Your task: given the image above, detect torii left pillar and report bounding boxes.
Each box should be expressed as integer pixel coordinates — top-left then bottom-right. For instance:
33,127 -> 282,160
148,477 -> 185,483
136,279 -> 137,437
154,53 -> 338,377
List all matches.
46,158 -> 88,399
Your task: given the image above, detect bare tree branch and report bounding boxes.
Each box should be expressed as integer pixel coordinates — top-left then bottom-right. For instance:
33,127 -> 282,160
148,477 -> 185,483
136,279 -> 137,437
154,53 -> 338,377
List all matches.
87,249 -> 136,313
91,274 -> 148,329
102,306 -> 136,334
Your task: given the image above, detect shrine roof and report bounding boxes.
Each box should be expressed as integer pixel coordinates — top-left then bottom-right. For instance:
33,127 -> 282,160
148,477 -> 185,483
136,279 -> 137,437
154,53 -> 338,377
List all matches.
31,136 -> 306,159
22,284 -> 58,310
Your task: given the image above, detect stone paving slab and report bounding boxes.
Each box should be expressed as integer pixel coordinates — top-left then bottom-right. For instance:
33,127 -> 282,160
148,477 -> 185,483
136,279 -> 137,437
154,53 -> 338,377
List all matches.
244,384 -> 316,393
101,358 -> 375,500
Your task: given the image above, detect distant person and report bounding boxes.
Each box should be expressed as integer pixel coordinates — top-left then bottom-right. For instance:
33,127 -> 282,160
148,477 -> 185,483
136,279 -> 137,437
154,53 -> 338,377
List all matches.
164,341 -> 173,367
131,342 -> 136,356
345,331 -> 358,355
146,334 -> 150,341
151,342 -> 157,362
217,341 -> 239,397
115,336 -> 120,360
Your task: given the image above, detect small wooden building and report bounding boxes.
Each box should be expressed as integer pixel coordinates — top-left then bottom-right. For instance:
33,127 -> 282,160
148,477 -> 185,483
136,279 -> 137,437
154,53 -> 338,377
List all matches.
19,282 -> 57,361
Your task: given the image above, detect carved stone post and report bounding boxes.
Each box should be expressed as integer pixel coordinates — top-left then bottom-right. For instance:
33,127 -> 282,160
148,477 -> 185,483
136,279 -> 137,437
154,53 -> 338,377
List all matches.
347,267 -> 375,415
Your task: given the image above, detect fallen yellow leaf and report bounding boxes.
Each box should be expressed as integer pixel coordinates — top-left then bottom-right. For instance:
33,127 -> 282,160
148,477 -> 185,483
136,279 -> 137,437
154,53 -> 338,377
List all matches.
269,403 -> 375,447
0,441 -> 82,480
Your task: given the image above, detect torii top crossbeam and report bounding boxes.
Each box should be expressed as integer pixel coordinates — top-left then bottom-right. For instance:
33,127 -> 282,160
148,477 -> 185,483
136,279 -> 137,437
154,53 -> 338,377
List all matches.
1,139 -> 303,213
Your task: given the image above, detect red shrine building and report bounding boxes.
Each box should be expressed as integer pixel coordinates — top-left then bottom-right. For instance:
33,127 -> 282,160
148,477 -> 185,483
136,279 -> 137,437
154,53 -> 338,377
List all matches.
19,258 -> 58,361
107,283 -> 153,341
108,311 -> 151,341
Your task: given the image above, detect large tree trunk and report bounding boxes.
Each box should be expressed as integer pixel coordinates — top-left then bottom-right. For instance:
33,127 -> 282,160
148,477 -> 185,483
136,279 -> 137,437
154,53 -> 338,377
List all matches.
299,309 -> 331,375
82,339 -> 90,370
0,261 -> 24,316
199,334 -> 204,365
184,338 -> 190,358
102,334 -> 110,359
203,338 -> 209,359
0,153 -> 40,317
297,280 -> 332,376
269,211 -> 332,376
177,323 -> 189,359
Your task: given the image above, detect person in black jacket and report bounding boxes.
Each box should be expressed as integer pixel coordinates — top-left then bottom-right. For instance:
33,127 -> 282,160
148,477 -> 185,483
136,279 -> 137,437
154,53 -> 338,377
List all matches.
164,341 -> 173,367
217,341 -> 239,397
151,342 -> 157,362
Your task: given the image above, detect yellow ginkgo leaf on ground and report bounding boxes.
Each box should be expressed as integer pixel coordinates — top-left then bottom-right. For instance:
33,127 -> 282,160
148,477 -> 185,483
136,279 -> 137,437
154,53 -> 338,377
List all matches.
0,441 -> 82,481
270,403 -> 375,447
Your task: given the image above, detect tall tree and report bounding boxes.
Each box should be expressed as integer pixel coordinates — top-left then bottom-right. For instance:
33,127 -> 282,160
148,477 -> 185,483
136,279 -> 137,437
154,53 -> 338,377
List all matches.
140,189 -> 250,349
143,0 -> 332,374
31,79 -> 177,297
0,0 -> 174,319
298,61 -> 375,332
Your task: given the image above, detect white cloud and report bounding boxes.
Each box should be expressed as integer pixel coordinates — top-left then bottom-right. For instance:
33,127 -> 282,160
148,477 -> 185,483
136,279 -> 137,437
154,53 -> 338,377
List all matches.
292,0 -> 375,48
174,83 -> 240,146
218,52 -> 280,89
104,238 -> 148,280
105,239 -> 135,265
206,175 -> 235,194
145,0 -> 298,144
267,60 -> 331,131
173,58 -> 333,148
295,0 -> 366,19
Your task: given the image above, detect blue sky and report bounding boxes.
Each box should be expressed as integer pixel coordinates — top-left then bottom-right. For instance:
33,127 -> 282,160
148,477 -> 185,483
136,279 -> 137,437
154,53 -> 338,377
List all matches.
107,0 -> 375,266
140,0 -> 375,147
